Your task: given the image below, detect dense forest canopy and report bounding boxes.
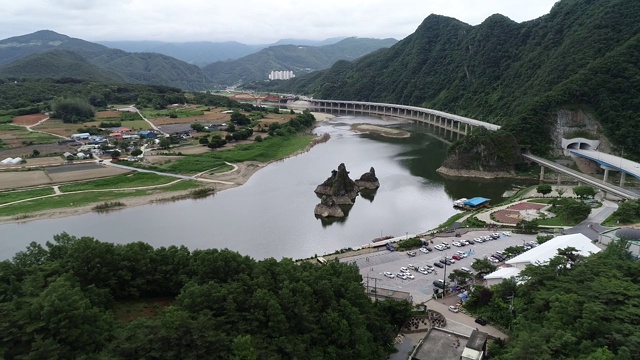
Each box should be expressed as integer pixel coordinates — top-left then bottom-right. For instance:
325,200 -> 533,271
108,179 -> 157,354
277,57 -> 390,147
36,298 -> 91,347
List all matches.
0,233 -> 408,359
468,241 -> 640,359
272,0 -> 640,157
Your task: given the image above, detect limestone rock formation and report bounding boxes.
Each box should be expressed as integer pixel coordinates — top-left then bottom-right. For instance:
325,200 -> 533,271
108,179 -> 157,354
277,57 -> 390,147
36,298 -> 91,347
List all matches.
355,167 -> 380,190
314,163 -> 359,205
314,196 -> 345,218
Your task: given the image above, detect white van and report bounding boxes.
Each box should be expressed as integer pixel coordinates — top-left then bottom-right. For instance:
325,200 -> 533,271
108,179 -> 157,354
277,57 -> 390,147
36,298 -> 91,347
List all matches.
460,267 -> 473,274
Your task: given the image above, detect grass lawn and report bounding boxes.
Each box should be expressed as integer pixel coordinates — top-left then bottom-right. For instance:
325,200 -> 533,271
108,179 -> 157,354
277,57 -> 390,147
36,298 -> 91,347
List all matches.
0,124 -> 61,145
0,187 -> 55,205
0,181 -> 200,217
142,108 -> 205,119
137,134 -> 313,175
59,172 -> 178,192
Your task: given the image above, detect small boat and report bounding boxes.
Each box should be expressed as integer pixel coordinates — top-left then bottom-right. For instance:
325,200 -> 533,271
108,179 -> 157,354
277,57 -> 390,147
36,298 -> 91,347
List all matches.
372,235 -> 394,243
453,198 -> 468,208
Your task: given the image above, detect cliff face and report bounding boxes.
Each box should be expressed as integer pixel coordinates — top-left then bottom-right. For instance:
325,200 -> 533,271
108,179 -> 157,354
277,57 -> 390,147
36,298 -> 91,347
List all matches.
355,167 -> 380,190
314,196 -> 345,218
314,163 -> 359,205
439,128 -> 519,173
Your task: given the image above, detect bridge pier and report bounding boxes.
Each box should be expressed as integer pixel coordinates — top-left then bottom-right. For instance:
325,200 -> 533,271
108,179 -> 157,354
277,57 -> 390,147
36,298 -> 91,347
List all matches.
603,168 -> 610,183
539,166 -> 545,181
557,173 -> 562,185
620,172 -> 626,187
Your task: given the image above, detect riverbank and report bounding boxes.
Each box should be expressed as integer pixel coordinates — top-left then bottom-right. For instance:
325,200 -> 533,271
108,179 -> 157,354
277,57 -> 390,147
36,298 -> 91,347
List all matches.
350,124 -> 411,138
436,166 -> 531,180
0,131 -> 330,225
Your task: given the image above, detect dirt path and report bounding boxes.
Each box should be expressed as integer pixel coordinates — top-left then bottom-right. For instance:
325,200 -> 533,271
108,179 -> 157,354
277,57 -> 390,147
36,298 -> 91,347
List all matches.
12,116 -> 70,140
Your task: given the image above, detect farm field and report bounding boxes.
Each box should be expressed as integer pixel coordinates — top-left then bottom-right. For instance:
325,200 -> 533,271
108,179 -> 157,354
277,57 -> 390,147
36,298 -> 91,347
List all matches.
12,114 -> 48,126
83,119 -> 151,130
0,124 -> 61,148
31,119 -> 78,137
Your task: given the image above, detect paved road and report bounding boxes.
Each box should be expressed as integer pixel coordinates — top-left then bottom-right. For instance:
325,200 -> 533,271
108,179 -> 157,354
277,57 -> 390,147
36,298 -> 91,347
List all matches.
524,154 -> 638,199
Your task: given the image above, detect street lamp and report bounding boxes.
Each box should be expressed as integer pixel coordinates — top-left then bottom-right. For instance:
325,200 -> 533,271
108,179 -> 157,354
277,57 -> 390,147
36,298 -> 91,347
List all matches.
443,254 -> 448,297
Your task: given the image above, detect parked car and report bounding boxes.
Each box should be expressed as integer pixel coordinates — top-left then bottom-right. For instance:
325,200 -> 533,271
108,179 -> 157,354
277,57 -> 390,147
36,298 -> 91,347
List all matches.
418,268 -> 429,275
475,318 -> 488,326
408,264 -> 417,270
502,231 -> 512,236
407,250 -> 417,257
448,306 -> 460,313
420,247 -> 429,254
425,265 -> 435,270
445,259 -> 455,265
452,241 -> 462,247
474,238 -> 483,243
384,272 -> 395,278
424,246 -> 433,251
400,267 -> 409,273
397,273 -> 408,280
434,262 -> 444,268
461,240 -> 471,245
452,255 -> 462,261
406,274 -> 415,280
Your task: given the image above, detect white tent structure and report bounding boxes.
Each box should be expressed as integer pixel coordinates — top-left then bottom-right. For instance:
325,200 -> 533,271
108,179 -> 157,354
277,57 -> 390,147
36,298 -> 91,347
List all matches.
506,233 -> 601,270
484,267 -> 522,287
1,157 -> 13,165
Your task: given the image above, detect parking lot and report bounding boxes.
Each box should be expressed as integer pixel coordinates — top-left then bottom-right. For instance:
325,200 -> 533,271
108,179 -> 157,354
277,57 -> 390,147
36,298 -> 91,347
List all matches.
340,230 -> 540,304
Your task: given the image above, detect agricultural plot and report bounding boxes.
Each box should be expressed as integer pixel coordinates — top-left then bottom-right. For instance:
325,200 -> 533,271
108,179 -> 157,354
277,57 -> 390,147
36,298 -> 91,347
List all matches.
31,119 -> 78,137
0,124 -> 61,148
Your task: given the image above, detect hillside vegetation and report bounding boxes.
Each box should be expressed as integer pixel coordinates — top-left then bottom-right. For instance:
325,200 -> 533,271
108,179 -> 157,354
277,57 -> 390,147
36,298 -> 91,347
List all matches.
203,37 -> 397,86
279,0 -> 640,157
0,234 -> 407,359
0,30 -> 212,90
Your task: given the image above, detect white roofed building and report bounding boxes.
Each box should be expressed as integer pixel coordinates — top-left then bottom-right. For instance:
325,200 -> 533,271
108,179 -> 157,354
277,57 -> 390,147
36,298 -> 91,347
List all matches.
484,267 -> 522,287
505,233 -> 601,270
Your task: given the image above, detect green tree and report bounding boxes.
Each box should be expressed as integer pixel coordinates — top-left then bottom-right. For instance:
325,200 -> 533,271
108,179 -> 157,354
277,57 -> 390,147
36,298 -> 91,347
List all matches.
516,219 -> 539,234
537,183 -> 552,197
32,149 -> 40,157
159,137 -> 171,150
555,187 -> 566,197
448,269 -> 473,284
191,122 -> 205,132
471,258 -> 496,276
130,148 -> 143,156
52,98 -> 95,123
111,150 -> 121,159
573,186 -> 597,199
230,111 -> 251,126
198,136 -> 210,145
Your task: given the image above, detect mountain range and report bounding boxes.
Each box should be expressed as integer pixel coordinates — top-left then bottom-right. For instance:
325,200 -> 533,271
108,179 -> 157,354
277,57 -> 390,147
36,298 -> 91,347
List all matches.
202,37 -> 397,86
278,0 -> 640,157
0,30 -> 394,90
97,37 -> 348,66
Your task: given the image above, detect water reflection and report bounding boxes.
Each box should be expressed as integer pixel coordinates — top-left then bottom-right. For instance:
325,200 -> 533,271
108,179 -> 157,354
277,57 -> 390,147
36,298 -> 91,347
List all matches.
0,115 -> 524,261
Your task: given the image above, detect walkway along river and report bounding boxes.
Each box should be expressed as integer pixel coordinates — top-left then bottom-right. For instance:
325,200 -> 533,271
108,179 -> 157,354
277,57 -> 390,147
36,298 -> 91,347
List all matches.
0,116 -> 519,261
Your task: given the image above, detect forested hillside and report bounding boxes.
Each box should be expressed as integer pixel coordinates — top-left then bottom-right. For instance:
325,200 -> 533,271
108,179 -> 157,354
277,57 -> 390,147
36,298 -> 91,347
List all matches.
0,30 -> 212,90
203,37 -> 397,86
281,0 -> 640,157
0,234 -> 406,359
476,241 -> 640,359
0,79 -> 188,115
0,50 -> 125,83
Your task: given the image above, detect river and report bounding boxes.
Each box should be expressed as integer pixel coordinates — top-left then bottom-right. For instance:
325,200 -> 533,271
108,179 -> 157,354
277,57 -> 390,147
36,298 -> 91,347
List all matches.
0,116 -> 520,260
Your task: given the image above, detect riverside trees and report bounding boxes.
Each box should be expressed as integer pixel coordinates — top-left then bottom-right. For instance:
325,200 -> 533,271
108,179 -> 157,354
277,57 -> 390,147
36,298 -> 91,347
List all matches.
0,233 -> 402,359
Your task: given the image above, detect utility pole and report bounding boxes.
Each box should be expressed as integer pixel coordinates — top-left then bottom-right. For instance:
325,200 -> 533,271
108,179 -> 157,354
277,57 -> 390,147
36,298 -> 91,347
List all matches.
443,253 -> 448,297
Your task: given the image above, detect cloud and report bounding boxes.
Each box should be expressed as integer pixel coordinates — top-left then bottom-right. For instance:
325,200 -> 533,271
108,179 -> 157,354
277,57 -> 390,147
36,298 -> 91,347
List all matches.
0,0 -> 558,43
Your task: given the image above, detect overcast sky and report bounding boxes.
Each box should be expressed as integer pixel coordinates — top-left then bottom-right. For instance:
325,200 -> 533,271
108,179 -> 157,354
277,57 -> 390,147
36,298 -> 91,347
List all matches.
1,0 -> 559,44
